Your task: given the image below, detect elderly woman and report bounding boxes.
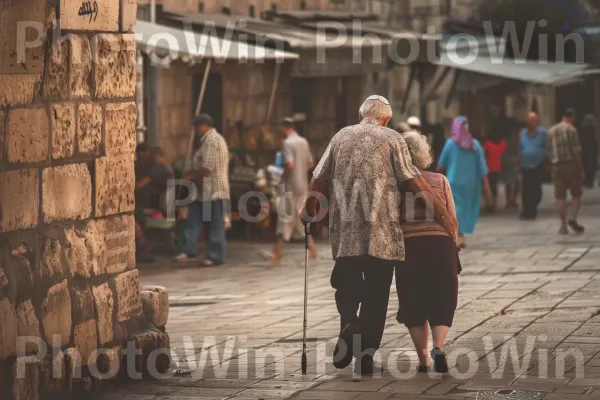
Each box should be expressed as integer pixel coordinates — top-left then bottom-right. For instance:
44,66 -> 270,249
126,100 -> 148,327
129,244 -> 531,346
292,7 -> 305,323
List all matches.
397,131 -> 460,373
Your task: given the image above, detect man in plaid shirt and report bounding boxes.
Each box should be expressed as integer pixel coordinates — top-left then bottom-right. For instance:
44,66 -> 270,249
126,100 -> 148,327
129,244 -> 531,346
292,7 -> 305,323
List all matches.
175,114 -> 230,266
547,109 -> 585,235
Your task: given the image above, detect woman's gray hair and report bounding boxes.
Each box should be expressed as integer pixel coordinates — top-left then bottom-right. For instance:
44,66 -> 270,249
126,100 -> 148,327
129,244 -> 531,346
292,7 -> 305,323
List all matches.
402,130 -> 433,170
359,95 -> 392,120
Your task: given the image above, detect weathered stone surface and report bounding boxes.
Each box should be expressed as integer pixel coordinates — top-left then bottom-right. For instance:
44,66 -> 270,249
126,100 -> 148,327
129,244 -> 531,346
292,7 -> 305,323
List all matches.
74,320 -> 97,365
12,356 -> 40,400
94,346 -> 121,380
95,155 -> 135,217
1,235 -> 36,304
0,267 -> 7,291
44,37 -> 69,100
40,353 -> 66,394
100,214 -> 135,274
42,163 -> 92,223
114,270 -> 142,322
105,102 -> 136,157
92,283 -> 114,345
60,0 -> 120,32
65,223 -> 101,279
40,237 -> 66,280
69,34 -> 92,99
41,280 -> 72,347
7,107 -> 49,164
0,298 -> 17,359
0,169 -> 39,232
141,286 -> 169,327
0,75 -> 40,107
51,103 -> 76,159
16,300 -> 42,353
92,34 -> 136,99
131,330 -> 171,376
77,103 -> 102,155
0,110 -> 5,164
121,0 -> 138,32
70,284 -> 95,324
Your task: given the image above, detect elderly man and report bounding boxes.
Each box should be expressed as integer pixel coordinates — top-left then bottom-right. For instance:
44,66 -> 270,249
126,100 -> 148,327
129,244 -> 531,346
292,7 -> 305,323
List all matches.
175,114 -> 230,266
303,96 -> 457,375
517,112 -> 547,220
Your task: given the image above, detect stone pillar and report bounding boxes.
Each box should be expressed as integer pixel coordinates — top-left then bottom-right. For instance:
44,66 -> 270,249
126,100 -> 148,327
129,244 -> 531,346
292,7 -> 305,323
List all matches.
0,1 -> 169,398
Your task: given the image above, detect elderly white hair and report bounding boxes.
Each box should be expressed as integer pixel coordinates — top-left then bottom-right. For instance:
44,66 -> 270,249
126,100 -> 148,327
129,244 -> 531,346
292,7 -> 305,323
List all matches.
359,95 -> 392,120
402,130 -> 433,170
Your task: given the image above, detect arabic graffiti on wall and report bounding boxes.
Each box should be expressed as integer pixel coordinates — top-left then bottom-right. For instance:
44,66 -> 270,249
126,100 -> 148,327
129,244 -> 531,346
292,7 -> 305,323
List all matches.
78,1 -> 99,22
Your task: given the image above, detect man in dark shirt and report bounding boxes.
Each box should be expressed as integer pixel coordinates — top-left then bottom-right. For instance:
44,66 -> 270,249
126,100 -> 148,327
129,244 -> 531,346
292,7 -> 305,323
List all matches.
136,147 -> 174,211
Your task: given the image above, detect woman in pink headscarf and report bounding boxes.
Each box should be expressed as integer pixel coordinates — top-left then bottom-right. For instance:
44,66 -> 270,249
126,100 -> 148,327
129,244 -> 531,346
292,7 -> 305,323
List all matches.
437,116 -> 492,248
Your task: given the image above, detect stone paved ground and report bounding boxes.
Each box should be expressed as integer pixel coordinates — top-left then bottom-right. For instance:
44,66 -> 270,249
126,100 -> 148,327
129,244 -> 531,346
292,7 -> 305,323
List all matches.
103,185 -> 600,400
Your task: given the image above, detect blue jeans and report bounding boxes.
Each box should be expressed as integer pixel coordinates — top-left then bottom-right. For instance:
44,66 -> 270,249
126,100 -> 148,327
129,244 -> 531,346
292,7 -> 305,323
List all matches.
179,200 -> 226,264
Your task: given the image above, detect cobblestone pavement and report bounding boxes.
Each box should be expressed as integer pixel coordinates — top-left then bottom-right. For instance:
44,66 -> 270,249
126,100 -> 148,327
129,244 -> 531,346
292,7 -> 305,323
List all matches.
105,186 -> 600,399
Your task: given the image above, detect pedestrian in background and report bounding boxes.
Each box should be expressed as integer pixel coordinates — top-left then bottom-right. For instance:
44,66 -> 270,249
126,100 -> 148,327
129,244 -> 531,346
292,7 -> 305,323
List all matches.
438,116 -> 491,249
260,118 -> 317,265
547,109 -> 585,235
175,114 -> 230,266
483,128 -> 507,212
397,130 -> 460,374
518,112 -> 547,220
579,114 -> 599,188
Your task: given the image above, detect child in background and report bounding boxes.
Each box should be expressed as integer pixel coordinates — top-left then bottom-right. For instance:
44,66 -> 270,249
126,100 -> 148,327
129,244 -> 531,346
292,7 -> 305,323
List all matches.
483,130 -> 508,212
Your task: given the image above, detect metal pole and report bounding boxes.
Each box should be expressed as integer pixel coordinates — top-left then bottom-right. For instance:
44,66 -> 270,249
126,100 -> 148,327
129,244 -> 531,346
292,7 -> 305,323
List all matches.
184,59 -> 213,172
265,62 -> 282,124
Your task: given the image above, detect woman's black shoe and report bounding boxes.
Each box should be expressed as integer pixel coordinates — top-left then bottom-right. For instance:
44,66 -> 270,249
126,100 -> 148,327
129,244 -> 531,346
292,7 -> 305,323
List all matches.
417,365 -> 431,373
333,321 -> 362,370
431,347 -> 449,373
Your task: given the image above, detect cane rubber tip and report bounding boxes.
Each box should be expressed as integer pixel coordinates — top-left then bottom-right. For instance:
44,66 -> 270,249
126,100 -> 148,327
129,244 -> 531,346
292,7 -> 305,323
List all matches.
301,353 -> 307,374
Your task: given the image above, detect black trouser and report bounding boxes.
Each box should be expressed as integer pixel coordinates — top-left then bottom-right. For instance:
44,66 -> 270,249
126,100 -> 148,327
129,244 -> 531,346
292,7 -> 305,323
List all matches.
521,163 -> 545,218
330,256 -> 395,354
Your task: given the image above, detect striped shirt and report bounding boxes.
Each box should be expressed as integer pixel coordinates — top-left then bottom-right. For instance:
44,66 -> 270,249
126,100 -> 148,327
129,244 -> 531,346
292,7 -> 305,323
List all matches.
546,122 -> 582,165
193,129 -> 230,201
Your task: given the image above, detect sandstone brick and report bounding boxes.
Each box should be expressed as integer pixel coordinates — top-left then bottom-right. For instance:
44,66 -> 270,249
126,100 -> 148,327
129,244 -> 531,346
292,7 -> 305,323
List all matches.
131,330 -> 171,376
16,300 -> 42,354
105,102 -> 136,157
66,221 -> 103,278
70,284 -> 95,324
40,238 -> 66,280
0,298 -> 17,360
44,37 -> 69,100
39,353 -> 66,394
60,0 -> 120,31
0,169 -> 39,232
94,155 -> 135,217
92,283 -> 114,345
69,34 -> 92,99
99,214 -> 135,275
141,286 -> 169,328
42,163 -> 92,223
92,34 -> 136,99
51,103 -> 76,159
74,320 -> 97,365
114,270 -> 142,322
77,103 -> 102,155
0,110 -> 5,164
0,75 -> 40,107
41,279 -> 72,347
7,107 -> 49,164
12,356 -> 40,400
121,0 -> 138,32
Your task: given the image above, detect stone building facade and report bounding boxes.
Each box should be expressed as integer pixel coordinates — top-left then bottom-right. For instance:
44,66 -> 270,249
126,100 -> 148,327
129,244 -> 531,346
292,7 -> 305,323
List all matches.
0,1 -> 169,398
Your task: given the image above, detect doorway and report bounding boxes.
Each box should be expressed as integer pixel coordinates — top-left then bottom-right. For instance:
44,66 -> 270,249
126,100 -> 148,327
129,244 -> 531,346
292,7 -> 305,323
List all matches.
192,73 -> 223,131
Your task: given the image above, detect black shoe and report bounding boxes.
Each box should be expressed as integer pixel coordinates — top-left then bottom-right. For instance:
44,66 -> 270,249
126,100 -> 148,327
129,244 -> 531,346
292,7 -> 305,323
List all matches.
354,355 -> 383,376
431,347 -> 449,373
568,220 -> 585,234
333,321 -> 362,370
417,365 -> 431,373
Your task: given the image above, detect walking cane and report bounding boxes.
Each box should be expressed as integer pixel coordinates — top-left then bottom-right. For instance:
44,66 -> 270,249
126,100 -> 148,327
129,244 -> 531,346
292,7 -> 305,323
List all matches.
301,222 -> 310,375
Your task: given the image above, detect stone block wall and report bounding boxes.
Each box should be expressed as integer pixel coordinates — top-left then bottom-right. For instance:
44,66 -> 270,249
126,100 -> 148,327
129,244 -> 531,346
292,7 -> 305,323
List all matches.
0,0 -> 170,398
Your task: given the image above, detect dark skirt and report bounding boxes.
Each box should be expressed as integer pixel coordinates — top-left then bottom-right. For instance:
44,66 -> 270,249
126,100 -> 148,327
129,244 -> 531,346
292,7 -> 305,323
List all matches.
396,235 -> 460,328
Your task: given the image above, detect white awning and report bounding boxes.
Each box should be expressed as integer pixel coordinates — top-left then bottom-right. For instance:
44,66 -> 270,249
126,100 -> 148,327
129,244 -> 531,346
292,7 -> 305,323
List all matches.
135,20 -> 299,63
437,52 -> 600,86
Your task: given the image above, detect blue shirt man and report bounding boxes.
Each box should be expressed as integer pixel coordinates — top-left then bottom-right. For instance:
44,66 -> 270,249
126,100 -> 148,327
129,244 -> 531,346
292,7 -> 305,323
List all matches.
519,125 -> 547,170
